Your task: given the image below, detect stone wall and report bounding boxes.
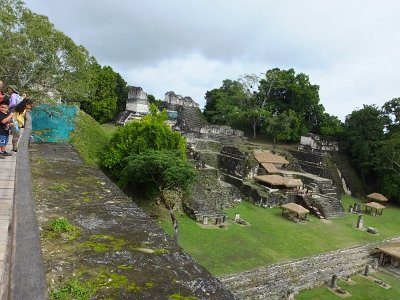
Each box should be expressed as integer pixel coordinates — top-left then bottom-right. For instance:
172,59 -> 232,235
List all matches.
220,236 -> 400,299
218,146 -> 247,180
31,143 -> 235,300
126,86 -> 149,113
164,91 -> 199,108
188,167 -> 241,211
241,182 -> 286,207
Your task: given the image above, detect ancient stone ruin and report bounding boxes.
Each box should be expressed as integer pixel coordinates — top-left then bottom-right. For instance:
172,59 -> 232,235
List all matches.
116,86 -> 150,125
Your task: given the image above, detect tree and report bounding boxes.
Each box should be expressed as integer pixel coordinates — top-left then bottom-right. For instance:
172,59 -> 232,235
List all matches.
0,1 -> 94,101
373,132 -> 400,203
264,110 -> 302,143
114,73 -> 129,117
102,105 -> 186,177
102,106 -> 194,242
258,68 -> 324,134
318,113 -> 343,140
382,97 -> 400,134
203,79 -> 246,125
81,65 -> 120,123
341,105 -> 388,182
119,150 -> 197,242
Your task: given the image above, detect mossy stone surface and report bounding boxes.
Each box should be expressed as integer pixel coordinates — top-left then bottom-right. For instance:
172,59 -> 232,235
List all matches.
31,143 -> 235,300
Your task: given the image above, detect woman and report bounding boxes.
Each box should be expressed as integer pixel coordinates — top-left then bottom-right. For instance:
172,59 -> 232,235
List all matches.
11,98 -> 33,152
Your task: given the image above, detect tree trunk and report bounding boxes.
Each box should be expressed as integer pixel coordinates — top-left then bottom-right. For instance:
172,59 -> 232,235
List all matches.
252,122 -> 257,138
159,189 -> 179,244
168,206 -> 179,244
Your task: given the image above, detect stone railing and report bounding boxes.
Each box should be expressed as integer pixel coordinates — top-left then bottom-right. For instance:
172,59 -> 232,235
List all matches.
4,112 -> 48,299
220,236 -> 400,299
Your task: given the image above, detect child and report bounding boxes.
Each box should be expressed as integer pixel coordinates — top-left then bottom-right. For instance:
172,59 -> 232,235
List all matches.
11,98 -> 33,152
0,102 -> 14,158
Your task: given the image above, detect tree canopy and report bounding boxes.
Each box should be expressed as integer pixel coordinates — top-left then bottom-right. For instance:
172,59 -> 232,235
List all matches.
102,106 -> 196,242
0,0 -> 128,123
102,105 -> 187,177
203,68 -> 336,141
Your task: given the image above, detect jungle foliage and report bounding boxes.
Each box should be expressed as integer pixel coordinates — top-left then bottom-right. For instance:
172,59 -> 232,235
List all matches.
0,0 -> 128,123
102,106 -> 197,241
203,68 -> 342,141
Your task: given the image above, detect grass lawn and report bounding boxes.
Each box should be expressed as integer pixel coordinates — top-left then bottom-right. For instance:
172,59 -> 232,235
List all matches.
159,196 -> 400,276
101,123 -> 119,136
296,270 -> 400,299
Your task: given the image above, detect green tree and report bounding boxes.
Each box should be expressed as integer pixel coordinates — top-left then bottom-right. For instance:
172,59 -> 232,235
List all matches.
0,1 -> 94,101
264,110 -> 302,143
382,97 -> 400,134
114,73 -> 129,116
81,65 -> 119,123
203,79 -> 246,125
119,150 -> 197,242
102,105 -> 186,177
147,94 -> 163,108
342,105 -> 388,182
258,68 -> 324,134
319,113 -> 343,140
373,132 -> 400,203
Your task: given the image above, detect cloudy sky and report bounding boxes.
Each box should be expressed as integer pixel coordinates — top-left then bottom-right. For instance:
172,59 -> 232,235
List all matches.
23,0 -> 400,121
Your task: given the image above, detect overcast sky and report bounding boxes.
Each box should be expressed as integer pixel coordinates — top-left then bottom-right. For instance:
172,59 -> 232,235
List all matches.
23,0 -> 400,121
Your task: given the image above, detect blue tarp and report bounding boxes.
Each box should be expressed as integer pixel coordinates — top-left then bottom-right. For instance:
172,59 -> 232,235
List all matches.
31,104 -> 78,142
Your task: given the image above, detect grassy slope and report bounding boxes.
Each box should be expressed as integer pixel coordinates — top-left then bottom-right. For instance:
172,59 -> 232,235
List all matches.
160,196 -> 400,275
69,110 -> 111,166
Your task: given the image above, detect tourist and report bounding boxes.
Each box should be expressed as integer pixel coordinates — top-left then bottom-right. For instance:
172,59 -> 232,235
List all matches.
7,85 -> 19,112
11,98 -> 33,152
0,102 -> 14,158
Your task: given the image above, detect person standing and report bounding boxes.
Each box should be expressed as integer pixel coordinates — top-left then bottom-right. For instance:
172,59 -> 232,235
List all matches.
11,98 -> 33,152
0,102 -> 14,158
7,85 -> 19,112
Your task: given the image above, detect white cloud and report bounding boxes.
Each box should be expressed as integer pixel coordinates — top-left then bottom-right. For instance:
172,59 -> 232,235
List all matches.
24,0 -> 400,121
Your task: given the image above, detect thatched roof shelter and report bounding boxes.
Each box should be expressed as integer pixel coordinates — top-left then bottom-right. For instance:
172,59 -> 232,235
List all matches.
255,175 -> 303,188
367,192 -> 388,202
260,162 -> 279,174
365,202 -> 385,209
281,203 -> 310,215
378,242 -> 400,260
254,151 -> 289,165
364,202 -> 385,215
281,203 -> 310,222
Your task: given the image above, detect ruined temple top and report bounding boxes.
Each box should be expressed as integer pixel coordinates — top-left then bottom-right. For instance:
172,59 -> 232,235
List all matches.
164,91 -> 199,108
128,86 -> 147,100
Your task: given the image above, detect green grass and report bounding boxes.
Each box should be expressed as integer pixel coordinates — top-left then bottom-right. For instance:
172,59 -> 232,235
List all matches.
69,110 -> 110,166
159,196 -> 400,275
296,271 -> 400,299
101,123 -> 119,137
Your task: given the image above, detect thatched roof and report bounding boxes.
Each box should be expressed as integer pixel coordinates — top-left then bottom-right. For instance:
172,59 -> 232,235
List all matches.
367,192 -> 388,202
281,203 -> 310,215
260,162 -> 279,174
255,175 -> 303,188
378,242 -> 400,259
254,151 -> 289,164
365,202 -> 385,209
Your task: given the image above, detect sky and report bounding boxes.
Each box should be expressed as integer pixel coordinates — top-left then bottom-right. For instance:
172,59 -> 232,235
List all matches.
23,0 -> 400,121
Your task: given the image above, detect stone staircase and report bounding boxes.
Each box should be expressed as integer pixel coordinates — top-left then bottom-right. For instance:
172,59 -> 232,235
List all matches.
177,106 -> 208,132
331,152 -> 366,198
115,110 -> 133,125
305,182 -> 345,219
